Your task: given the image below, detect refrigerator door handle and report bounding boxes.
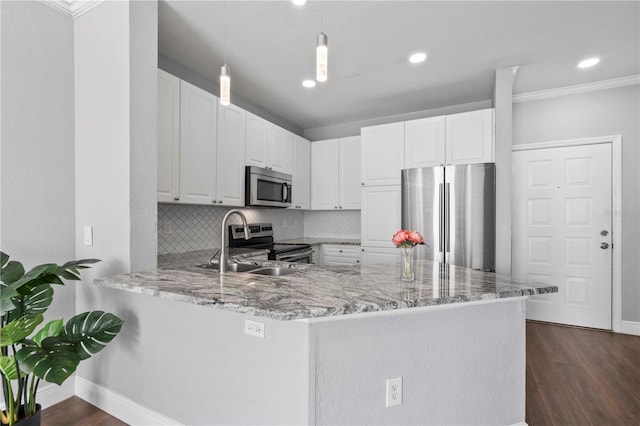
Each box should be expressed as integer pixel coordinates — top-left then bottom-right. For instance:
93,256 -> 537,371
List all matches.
439,183 -> 444,254
445,182 -> 450,253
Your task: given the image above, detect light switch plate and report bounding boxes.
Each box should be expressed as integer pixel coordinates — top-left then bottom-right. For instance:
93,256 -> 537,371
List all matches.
83,226 -> 93,246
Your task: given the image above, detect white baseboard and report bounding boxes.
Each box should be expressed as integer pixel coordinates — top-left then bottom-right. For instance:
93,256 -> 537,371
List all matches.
620,320 -> 640,336
75,376 -> 181,425
36,380 -> 75,409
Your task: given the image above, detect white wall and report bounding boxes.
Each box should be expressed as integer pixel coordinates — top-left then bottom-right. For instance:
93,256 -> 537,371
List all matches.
0,0 -> 76,335
513,84 -> 640,322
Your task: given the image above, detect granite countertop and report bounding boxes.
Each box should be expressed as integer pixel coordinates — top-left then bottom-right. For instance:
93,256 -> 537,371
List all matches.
95,252 -> 557,321
279,237 -> 361,246
157,249 -> 270,269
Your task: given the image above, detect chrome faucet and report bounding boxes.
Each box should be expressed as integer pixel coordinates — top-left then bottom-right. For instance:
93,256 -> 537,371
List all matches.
219,209 -> 250,274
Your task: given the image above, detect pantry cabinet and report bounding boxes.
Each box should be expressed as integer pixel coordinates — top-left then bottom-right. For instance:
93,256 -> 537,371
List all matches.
311,136 -> 361,210
290,136 -> 310,210
360,185 -> 401,248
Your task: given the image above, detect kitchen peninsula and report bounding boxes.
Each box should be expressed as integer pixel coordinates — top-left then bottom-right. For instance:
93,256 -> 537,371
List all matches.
89,256 -> 556,425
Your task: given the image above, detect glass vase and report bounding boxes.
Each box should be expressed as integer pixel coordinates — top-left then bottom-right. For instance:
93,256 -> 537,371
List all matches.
400,245 -> 415,281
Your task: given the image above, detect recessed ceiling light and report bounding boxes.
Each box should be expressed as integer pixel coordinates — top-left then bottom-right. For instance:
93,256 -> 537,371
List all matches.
292,0 -> 307,6
302,80 -> 316,88
578,57 -> 600,68
409,52 -> 427,64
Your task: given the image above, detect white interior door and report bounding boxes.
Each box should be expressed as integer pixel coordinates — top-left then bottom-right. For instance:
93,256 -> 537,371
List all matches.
512,143 -> 612,330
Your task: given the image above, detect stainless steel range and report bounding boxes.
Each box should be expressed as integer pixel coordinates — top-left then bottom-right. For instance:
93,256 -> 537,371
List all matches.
228,223 -> 312,263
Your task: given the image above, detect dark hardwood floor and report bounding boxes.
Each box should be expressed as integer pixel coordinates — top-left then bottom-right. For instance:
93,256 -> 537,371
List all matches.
526,321 -> 640,425
41,322 -> 639,425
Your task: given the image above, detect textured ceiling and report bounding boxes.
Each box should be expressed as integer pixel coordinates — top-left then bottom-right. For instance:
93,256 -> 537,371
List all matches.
159,1 -> 640,130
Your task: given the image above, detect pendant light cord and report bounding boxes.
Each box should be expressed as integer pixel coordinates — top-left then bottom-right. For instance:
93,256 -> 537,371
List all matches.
223,0 -> 227,65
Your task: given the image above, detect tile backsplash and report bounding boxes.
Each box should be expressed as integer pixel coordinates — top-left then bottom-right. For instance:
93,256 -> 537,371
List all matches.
157,204 -> 304,254
303,210 -> 361,239
158,204 -> 361,255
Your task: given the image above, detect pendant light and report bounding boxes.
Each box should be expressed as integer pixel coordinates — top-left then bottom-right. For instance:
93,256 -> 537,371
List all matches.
316,1 -> 328,82
220,1 -> 231,106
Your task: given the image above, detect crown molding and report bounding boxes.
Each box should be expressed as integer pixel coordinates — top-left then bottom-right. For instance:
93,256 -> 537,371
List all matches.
40,0 -> 103,19
513,74 -> 640,103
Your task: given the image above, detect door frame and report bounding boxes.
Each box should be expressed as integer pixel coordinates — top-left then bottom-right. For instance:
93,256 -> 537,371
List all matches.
512,135 -> 622,332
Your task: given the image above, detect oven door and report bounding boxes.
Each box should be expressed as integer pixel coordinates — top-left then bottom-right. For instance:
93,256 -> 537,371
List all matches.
275,248 -> 313,263
246,166 -> 292,208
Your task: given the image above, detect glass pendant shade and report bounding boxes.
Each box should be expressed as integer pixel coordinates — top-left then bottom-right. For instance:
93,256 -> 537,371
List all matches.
316,32 -> 328,82
220,64 -> 230,106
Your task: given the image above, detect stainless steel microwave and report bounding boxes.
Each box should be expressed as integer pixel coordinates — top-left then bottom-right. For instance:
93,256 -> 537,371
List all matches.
245,166 -> 292,208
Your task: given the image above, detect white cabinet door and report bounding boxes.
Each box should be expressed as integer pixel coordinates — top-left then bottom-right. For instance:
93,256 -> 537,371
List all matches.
404,116 -> 446,169
361,185 -> 401,247
216,103 -> 246,206
339,136 -> 362,210
311,139 -> 340,210
179,80 -> 218,205
245,112 -> 269,169
157,69 -> 180,203
361,122 -> 405,186
360,247 -> 400,265
290,136 -> 310,210
445,108 -> 494,165
268,125 -> 290,173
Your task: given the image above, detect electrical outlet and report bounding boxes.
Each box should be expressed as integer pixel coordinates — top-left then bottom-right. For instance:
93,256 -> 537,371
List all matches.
244,319 -> 265,338
386,377 -> 402,407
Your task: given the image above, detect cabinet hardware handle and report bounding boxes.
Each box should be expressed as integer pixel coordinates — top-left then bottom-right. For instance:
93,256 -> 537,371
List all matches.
174,197 -> 180,201
361,182 -> 365,186
339,206 -> 343,209
356,260 -> 360,263
219,200 -> 223,204
212,200 -> 217,203
339,250 -> 343,253
334,206 -> 338,209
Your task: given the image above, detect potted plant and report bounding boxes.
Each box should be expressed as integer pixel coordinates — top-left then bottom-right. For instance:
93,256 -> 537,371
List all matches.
0,252 -> 123,426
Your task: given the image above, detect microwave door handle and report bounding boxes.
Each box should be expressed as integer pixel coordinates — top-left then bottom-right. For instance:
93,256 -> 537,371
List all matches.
282,183 -> 289,202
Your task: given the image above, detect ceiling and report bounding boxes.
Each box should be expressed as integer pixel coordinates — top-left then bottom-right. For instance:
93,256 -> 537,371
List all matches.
158,1 -> 640,130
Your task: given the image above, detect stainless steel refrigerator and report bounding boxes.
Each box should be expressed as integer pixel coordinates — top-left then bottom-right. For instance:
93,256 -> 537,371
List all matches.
401,163 -> 495,271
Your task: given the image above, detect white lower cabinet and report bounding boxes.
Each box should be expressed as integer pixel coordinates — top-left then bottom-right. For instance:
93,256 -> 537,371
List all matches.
310,244 -> 322,265
322,245 -> 361,266
360,247 -> 400,265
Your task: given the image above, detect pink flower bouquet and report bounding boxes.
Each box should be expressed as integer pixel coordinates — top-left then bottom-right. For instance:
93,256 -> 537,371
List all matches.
392,229 -> 424,248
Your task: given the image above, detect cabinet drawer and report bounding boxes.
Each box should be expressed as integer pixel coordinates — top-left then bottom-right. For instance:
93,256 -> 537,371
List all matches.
322,245 -> 359,257
323,256 -> 361,266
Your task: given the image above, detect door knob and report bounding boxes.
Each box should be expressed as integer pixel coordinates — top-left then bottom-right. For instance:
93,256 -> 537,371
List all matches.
600,242 -> 610,249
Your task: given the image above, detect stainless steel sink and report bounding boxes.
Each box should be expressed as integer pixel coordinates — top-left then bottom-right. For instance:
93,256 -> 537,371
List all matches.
249,267 -> 297,276
197,263 -> 260,273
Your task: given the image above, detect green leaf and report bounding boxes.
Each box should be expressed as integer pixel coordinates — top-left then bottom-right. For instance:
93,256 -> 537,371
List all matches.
62,311 -> 123,360
60,270 -> 81,281
0,252 -> 8,268
7,285 -> 53,323
33,319 -> 63,346
16,338 -> 80,385
2,263 -> 57,298
0,355 -> 19,381
40,273 -> 64,286
60,259 -> 100,269
1,260 -> 25,285
0,315 -> 43,347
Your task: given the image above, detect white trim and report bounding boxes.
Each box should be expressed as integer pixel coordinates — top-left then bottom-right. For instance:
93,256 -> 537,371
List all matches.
513,75 -> 640,103
75,376 -> 182,426
512,135 -> 623,334
620,321 -> 640,336
40,0 -> 103,19
36,380 -> 75,409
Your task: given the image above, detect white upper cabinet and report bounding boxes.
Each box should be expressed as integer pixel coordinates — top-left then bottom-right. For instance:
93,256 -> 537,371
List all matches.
404,116 -> 446,169
361,122 -> 405,186
404,109 -> 494,169
311,139 -> 340,210
157,69 -> 181,203
445,108 -> 494,165
339,136 -> 362,210
245,112 -> 269,169
246,113 -> 291,174
178,79 -> 218,205
216,103 -> 246,206
311,136 -> 361,210
290,136 -> 310,210
268,125 -> 290,174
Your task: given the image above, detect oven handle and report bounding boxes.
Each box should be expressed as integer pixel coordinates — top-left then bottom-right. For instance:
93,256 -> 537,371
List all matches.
277,249 -> 312,262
